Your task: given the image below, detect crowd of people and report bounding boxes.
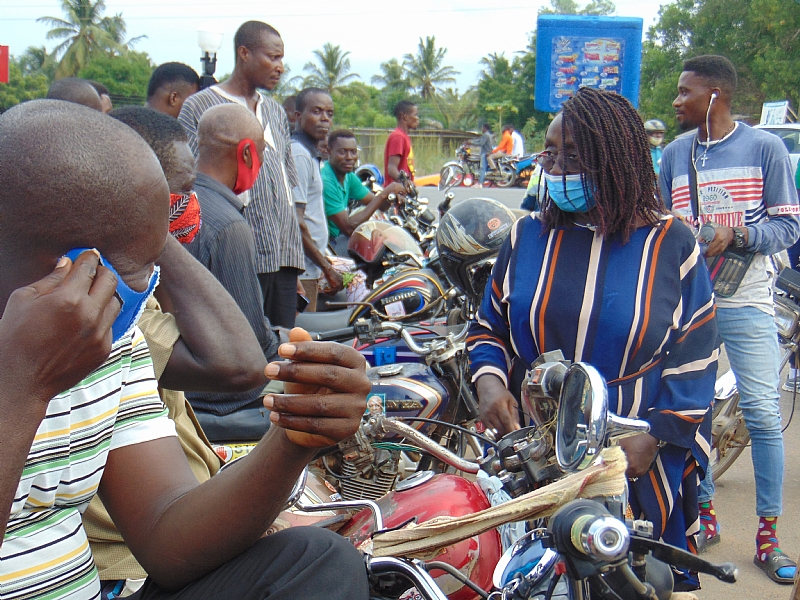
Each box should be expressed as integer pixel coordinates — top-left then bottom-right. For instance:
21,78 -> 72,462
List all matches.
1,13 -> 799,599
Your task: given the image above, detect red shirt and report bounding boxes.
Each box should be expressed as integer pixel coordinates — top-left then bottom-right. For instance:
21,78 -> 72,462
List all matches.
384,127 -> 415,184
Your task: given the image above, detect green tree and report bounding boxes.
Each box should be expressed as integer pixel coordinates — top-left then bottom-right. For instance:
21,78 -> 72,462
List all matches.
269,64 -> 304,101
371,58 -> 409,92
330,81 -> 395,128
302,43 -> 360,95
539,0 -> 615,15
38,0 -> 127,78
17,46 -> 57,81
640,0 -> 800,131
0,61 -> 49,112
428,89 -> 479,130
77,51 -> 153,100
99,13 -> 146,52
402,36 -> 459,100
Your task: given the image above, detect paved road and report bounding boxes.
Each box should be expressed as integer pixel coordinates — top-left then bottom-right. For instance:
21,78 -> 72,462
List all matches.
418,185 -> 527,214
416,188 -> 800,598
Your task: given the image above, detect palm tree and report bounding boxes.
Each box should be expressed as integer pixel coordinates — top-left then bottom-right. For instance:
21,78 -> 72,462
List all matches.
431,89 -> 479,130
371,58 -> 409,91
37,0 -> 126,78
99,13 -> 147,54
302,43 -> 360,95
478,53 -> 511,80
402,36 -> 459,100
17,46 -> 56,80
268,63 -> 304,100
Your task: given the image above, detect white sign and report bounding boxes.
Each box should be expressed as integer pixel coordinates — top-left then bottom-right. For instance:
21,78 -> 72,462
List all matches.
760,101 -> 790,125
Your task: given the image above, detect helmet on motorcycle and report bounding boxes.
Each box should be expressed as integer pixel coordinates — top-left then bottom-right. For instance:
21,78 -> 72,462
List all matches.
348,221 -> 423,266
643,119 -> 666,133
436,197 -> 517,300
355,164 -> 384,187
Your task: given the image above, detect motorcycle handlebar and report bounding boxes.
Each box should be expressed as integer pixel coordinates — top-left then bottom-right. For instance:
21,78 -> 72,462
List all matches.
311,327 -> 357,342
378,417 -> 480,474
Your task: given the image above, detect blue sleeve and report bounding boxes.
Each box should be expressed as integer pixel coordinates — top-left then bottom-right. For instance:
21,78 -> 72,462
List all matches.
467,221 -> 518,387
646,239 -> 718,452
658,143 -> 675,210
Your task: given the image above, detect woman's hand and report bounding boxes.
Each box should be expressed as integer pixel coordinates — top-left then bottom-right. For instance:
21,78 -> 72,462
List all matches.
618,433 -> 660,478
476,374 -> 521,437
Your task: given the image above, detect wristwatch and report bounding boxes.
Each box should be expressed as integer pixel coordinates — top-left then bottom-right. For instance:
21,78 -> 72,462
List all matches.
732,227 -> 746,249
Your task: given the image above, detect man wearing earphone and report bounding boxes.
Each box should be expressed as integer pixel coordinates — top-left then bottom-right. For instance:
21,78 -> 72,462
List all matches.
660,55 -> 800,585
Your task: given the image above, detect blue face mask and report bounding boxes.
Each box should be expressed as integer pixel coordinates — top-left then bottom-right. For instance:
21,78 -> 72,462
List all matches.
64,248 -> 160,344
543,172 -> 596,213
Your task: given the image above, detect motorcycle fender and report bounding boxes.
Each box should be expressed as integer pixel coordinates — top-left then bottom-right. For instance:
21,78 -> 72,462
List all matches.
441,161 -> 463,169
714,369 -> 737,400
339,474 -> 502,600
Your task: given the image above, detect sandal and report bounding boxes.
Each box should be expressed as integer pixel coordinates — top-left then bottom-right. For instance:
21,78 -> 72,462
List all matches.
754,551 -> 796,584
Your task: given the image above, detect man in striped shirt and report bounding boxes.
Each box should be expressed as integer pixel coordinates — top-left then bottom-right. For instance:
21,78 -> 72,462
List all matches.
179,21 -> 304,329
1,100 -> 370,600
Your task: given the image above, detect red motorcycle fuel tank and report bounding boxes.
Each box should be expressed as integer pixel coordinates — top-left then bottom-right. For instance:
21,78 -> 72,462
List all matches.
339,472 -> 502,600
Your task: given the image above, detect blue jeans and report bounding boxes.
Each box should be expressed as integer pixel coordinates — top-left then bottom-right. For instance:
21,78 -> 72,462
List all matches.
479,153 -> 488,185
698,306 -> 784,517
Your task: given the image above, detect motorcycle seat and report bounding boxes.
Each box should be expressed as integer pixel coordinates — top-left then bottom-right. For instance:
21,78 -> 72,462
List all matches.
193,399 -> 271,443
295,308 -> 352,334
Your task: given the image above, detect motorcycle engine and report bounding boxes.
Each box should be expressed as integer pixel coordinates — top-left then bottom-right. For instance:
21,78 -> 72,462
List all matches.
324,428 -> 402,501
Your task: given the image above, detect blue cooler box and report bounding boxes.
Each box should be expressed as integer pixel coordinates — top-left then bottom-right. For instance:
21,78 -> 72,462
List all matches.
535,15 -> 643,113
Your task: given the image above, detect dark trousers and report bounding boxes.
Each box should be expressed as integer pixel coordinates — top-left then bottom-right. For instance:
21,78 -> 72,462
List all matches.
129,527 -> 369,600
258,267 -> 301,329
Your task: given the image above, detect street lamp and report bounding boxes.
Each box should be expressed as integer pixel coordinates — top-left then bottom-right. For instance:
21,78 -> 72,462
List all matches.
198,30 -> 223,89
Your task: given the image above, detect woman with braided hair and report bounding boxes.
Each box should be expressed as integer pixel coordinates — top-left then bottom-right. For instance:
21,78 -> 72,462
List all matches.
468,87 -> 718,591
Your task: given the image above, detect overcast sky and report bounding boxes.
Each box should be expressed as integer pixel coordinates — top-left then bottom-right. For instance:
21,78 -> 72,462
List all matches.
2,0 -> 669,91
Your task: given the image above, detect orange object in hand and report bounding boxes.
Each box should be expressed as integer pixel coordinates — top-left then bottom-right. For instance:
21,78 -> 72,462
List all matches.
281,327 -> 338,448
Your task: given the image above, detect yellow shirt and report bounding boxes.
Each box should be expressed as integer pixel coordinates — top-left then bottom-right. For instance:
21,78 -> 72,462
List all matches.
83,300 -> 222,581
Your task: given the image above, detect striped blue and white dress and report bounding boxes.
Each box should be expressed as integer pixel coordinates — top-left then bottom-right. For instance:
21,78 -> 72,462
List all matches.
468,213 -> 718,582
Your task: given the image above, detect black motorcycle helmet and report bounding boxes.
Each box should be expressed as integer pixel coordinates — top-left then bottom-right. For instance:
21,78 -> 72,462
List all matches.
436,197 -> 517,300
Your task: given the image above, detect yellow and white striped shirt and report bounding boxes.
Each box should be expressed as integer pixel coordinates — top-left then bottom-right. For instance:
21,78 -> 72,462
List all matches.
1,328 -> 176,599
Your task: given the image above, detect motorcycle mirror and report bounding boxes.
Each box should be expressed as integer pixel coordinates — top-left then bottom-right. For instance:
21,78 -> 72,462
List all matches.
492,530 -> 558,590
438,165 -> 459,192
555,364 -> 651,472
554,363 -> 608,472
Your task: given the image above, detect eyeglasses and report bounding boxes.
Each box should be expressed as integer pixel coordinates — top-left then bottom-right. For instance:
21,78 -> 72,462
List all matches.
535,150 -> 581,174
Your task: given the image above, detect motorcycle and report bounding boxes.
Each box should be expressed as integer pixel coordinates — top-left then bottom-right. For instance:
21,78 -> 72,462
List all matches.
440,142 -> 517,188
709,264 -> 800,481
290,357 -> 738,599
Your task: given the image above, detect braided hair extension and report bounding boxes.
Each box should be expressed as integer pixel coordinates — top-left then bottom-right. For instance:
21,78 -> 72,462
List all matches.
540,87 -> 666,243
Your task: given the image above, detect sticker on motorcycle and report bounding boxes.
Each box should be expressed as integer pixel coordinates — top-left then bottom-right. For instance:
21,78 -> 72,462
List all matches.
366,393 -> 386,416
385,300 -> 407,318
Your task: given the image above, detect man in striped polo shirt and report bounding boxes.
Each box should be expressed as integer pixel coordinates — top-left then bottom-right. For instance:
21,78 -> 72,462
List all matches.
0,100 -> 370,600
179,21 -> 303,329
660,54 -> 800,583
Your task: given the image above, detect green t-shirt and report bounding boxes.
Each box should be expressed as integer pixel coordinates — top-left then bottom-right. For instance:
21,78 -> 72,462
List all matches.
321,161 -> 369,237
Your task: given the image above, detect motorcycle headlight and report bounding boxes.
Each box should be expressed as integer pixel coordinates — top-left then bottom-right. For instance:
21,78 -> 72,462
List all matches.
774,295 -> 800,339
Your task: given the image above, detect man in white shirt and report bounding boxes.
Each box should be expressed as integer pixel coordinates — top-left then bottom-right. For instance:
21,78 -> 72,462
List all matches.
511,126 -> 525,157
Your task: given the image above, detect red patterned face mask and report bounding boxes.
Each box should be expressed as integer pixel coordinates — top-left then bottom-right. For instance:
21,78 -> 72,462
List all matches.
169,191 -> 202,244
233,138 -> 261,194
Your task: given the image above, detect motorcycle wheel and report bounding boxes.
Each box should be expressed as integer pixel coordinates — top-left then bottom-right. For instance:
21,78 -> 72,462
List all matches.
710,392 -> 750,482
495,165 -> 516,188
